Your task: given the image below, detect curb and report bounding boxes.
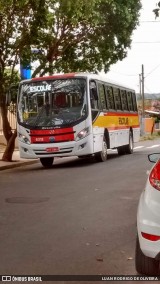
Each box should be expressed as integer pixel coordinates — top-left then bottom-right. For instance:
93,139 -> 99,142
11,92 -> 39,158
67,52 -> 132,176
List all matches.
0,160 -> 39,171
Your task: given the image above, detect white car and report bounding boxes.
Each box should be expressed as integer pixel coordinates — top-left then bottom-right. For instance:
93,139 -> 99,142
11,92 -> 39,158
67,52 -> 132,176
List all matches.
136,153 -> 160,275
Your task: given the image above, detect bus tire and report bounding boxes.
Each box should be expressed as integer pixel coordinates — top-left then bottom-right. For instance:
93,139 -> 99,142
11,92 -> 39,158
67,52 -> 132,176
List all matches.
40,157 -> 54,168
95,136 -> 107,162
125,131 -> 134,154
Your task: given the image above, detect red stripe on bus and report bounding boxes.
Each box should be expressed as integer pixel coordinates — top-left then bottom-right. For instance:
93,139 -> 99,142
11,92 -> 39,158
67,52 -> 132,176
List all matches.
104,112 -> 138,117
31,73 -> 76,81
30,128 -> 74,135
31,133 -> 74,143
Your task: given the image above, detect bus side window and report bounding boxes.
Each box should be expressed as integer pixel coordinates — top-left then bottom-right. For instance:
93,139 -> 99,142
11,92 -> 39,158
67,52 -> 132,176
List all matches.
105,86 -> 115,110
127,91 -> 134,111
90,81 -> 99,110
114,88 -> 122,110
132,92 -> 138,111
121,90 -> 128,111
98,83 -> 107,110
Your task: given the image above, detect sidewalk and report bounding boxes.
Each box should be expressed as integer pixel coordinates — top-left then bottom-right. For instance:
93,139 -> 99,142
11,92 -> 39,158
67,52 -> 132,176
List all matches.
0,144 -> 38,171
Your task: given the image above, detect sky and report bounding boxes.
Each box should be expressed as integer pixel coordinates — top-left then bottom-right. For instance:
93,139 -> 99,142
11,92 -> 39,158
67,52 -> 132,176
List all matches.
106,0 -> 160,94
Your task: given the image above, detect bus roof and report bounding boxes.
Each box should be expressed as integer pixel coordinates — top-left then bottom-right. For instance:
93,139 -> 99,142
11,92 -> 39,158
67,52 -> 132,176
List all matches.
21,72 -> 135,92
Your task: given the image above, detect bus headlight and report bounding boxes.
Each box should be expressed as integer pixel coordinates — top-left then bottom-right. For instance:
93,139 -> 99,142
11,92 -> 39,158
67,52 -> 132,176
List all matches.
18,133 -> 30,144
76,127 -> 90,141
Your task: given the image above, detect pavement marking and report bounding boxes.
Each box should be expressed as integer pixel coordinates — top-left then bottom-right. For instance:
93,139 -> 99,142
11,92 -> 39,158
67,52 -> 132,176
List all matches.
134,146 -> 144,149
146,144 -> 160,149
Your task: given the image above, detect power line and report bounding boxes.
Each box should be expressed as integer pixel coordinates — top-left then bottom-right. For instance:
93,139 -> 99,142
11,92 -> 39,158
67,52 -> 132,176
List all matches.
140,20 -> 160,23
144,84 -> 152,93
133,41 -> 160,44
108,70 -> 138,77
145,63 -> 160,78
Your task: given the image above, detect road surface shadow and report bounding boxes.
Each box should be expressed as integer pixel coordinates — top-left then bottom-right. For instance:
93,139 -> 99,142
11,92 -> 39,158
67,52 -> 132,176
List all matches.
7,152 -> 130,173
23,152 -> 120,172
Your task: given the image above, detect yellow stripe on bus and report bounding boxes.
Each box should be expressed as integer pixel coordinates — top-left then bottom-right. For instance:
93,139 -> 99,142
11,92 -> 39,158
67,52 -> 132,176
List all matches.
93,114 -> 139,128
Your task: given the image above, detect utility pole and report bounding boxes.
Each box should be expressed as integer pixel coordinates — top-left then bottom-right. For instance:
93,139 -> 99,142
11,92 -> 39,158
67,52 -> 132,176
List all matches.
139,74 -> 142,97
141,64 -> 145,118
140,64 -> 145,136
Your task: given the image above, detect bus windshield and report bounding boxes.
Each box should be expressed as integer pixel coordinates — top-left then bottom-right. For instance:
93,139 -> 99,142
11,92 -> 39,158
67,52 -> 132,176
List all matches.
18,78 -> 87,128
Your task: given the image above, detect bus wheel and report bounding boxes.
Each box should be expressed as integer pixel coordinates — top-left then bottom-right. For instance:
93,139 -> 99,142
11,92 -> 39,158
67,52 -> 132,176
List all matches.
40,157 -> 54,168
125,131 -> 134,154
95,137 -> 107,162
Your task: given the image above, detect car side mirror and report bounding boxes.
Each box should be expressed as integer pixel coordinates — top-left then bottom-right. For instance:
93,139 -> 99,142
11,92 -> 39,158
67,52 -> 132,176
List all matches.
148,153 -> 160,163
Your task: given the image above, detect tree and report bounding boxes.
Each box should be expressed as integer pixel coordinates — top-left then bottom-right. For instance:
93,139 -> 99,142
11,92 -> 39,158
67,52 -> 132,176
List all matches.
0,0 -> 141,161
31,0 -> 142,76
0,0 -> 47,161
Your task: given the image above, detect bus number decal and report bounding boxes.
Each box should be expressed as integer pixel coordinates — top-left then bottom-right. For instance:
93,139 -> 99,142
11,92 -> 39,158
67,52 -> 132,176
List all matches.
119,117 -> 129,125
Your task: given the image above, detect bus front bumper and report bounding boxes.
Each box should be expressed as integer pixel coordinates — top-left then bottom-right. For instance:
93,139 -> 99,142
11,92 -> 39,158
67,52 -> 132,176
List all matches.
18,136 -> 94,159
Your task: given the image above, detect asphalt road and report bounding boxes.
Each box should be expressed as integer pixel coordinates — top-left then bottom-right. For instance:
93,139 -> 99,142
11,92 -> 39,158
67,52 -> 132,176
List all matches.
0,138 -> 160,284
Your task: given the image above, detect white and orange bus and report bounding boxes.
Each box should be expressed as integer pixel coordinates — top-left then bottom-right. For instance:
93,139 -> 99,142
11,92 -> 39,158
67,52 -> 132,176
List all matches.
17,73 -> 140,168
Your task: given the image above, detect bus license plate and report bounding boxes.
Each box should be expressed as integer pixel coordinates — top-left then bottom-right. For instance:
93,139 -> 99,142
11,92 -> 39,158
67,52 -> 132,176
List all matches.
46,147 -> 59,152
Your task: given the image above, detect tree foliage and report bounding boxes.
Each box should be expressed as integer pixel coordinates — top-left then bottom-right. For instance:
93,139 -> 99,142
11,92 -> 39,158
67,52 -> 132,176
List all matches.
153,2 -> 160,18
0,0 -> 141,161
30,0 -> 142,75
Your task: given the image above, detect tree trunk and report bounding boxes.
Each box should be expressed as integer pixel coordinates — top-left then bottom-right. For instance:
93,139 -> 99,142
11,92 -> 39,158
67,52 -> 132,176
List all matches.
2,129 -> 17,161
0,62 -> 18,162
0,99 -> 17,162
